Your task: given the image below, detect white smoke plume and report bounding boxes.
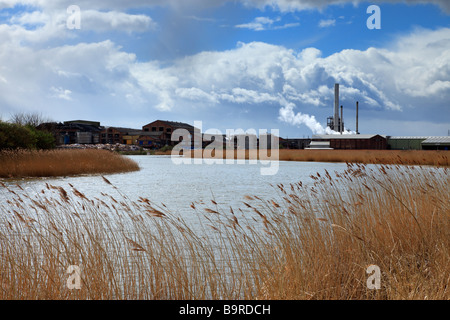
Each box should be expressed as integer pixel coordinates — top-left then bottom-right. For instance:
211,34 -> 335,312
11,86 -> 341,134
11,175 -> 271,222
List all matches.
279,102 -> 355,135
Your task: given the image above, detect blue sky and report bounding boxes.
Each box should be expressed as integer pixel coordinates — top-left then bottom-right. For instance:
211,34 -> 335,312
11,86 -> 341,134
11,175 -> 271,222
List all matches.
0,0 -> 449,137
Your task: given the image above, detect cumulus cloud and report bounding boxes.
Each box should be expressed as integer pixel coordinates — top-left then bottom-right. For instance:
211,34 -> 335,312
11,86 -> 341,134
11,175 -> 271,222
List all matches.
126,27 -> 449,133
0,0 -> 449,134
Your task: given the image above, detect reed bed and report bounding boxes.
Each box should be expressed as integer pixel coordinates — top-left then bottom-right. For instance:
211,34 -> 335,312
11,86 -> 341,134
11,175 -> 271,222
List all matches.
0,149 -> 140,178
0,163 -> 448,300
185,149 -> 449,167
276,149 -> 449,166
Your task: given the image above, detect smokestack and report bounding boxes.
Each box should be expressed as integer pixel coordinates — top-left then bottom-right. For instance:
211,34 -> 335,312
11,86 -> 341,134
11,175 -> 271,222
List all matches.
356,101 -> 359,134
334,83 -> 339,130
340,105 -> 343,134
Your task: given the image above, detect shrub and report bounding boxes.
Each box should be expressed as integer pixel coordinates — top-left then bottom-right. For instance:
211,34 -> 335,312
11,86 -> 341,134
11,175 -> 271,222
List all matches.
0,121 -> 55,150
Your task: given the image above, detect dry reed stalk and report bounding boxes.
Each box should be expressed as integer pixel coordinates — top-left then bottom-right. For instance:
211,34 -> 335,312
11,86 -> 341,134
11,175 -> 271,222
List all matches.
0,163 -> 448,300
185,148 -> 449,167
0,149 -> 140,178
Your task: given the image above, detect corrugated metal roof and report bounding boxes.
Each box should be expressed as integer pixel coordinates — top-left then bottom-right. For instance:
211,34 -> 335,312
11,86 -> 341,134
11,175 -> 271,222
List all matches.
421,137 -> 450,144
389,136 -> 430,140
310,141 -> 330,146
312,134 -> 386,140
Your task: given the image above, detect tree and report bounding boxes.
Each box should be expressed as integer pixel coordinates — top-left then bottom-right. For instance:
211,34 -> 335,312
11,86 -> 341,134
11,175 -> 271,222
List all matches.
0,122 -> 37,150
9,112 -> 52,128
0,121 -> 55,150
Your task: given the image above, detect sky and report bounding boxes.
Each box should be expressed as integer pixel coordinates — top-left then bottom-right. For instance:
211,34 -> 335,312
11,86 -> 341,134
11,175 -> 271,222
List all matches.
0,0 -> 449,138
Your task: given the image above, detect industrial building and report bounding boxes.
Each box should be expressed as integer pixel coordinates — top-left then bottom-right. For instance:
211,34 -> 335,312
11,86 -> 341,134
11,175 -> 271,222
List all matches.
37,114 -> 448,151
142,120 -> 202,148
100,127 -> 141,144
280,138 -> 312,149
388,136 -> 450,150
308,83 -> 387,150
37,120 -> 103,145
326,83 -> 346,133
310,134 -> 387,150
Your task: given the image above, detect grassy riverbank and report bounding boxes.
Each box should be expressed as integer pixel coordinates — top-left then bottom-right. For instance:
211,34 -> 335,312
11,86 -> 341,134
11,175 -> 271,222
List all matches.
185,149 -> 449,167
0,149 -> 140,178
0,163 -> 448,299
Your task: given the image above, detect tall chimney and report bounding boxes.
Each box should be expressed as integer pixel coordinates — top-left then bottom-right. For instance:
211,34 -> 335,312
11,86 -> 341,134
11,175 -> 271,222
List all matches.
356,101 -> 359,134
334,83 -> 339,130
340,105 -> 343,134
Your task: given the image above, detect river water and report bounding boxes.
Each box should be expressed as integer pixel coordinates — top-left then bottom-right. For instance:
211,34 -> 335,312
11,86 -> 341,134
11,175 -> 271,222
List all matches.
3,155 -> 349,219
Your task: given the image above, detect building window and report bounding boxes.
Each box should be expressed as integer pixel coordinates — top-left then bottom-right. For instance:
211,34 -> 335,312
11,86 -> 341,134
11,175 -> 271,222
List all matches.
144,128 -> 149,132
159,127 -> 164,131
152,127 -> 156,132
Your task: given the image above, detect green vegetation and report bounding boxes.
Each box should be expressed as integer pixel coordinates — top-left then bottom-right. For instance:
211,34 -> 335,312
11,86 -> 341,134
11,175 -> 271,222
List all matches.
0,120 -> 55,150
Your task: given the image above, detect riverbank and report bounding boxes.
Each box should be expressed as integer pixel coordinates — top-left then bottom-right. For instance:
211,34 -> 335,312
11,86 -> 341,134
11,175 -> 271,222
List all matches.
184,149 -> 449,166
0,149 -> 140,178
0,162 -> 448,299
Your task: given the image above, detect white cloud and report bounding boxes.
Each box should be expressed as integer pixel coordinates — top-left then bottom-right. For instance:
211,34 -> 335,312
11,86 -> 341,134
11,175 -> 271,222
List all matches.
241,0 -> 450,13
235,16 -> 275,31
128,27 -> 450,132
235,16 -> 299,31
319,19 -> 336,28
1,0 -> 449,13
0,0 -> 448,135
50,86 -> 72,101
81,10 -> 156,33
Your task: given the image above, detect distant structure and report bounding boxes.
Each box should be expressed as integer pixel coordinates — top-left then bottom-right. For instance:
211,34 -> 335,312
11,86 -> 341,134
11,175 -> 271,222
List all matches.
387,136 -> 450,150
356,101 -> 360,135
142,120 -> 202,149
37,120 -> 103,145
327,83 -> 344,133
309,134 -> 387,150
36,117 -> 449,151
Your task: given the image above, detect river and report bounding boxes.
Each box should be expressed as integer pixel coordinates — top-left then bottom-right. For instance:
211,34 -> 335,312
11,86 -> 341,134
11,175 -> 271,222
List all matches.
2,155 -> 349,219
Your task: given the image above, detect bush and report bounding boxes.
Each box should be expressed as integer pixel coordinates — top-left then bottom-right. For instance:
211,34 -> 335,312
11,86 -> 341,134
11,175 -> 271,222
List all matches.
0,121 -> 55,150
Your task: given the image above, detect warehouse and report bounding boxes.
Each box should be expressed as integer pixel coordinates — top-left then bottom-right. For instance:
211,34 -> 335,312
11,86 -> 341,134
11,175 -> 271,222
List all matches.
310,134 -> 387,150
420,137 -> 450,150
387,136 -> 450,150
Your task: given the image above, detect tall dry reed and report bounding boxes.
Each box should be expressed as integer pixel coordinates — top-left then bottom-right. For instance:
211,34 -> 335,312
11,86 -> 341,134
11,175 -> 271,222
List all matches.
0,149 -> 140,178
185,149 -> 449,166
0,161 -> 448,299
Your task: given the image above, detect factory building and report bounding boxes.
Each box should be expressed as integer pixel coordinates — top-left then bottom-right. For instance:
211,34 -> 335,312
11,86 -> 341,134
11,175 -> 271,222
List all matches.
37,120 -> 103,145
142,120 -> 202,148
310,134 -> 387,150
388,136 -> 450,150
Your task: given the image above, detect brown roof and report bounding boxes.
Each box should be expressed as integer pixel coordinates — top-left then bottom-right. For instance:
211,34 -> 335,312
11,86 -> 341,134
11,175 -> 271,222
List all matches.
143,120 -> 197,131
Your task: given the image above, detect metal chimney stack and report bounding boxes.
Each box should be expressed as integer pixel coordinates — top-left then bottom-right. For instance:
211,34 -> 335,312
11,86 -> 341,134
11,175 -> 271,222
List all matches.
340,105 -> 343,134
356,101 -> 359,134
334,83 -> 339,130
